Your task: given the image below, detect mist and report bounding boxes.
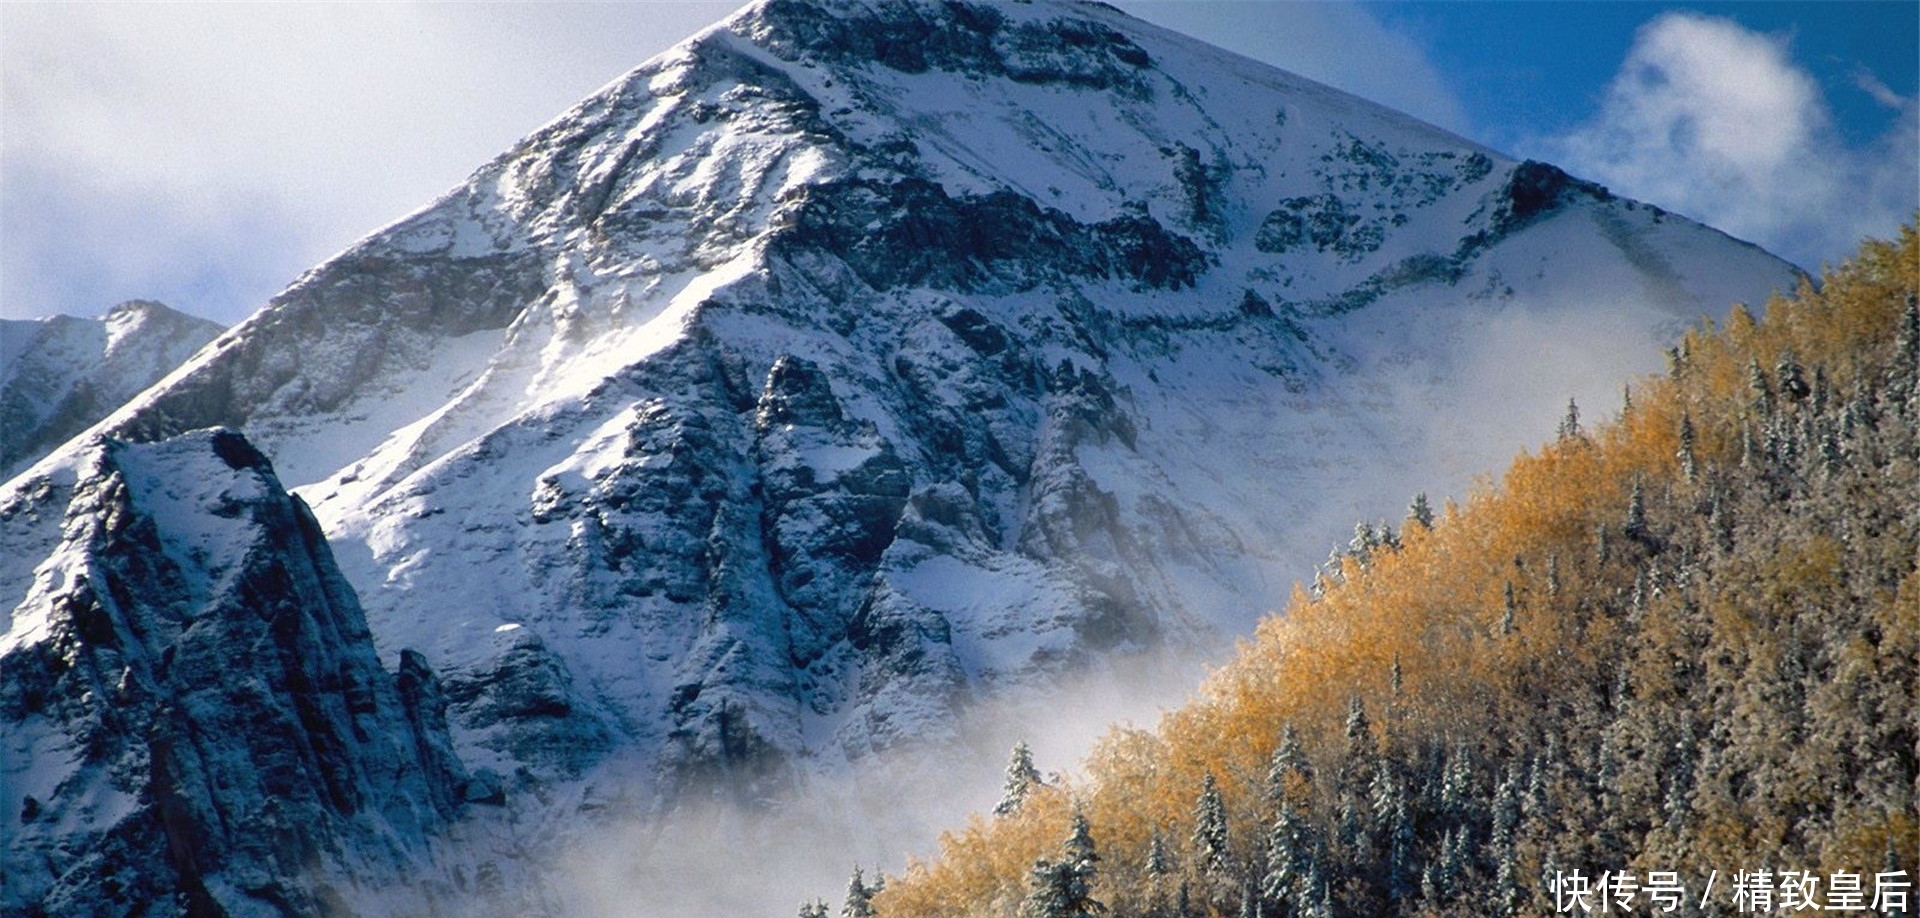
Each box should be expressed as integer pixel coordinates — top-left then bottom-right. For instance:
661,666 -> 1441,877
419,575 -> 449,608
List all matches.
465,246 -> 1748,918
538,650 -> 1213,918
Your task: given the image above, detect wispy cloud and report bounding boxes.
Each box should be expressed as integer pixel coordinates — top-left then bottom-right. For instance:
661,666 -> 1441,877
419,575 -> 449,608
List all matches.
1541,12 -> 1918,272
0,2 -> 739,323
1855,66 -> 1910,111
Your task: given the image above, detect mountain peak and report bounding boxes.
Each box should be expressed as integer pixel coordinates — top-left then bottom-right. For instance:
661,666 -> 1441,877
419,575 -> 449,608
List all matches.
1,300 -> 222,478
1,5 -> 1808,912
729,0 -> 1153,90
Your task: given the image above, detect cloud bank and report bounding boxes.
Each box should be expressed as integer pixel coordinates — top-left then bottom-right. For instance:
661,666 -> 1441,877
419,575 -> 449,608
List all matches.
1540,12 -> 1918,272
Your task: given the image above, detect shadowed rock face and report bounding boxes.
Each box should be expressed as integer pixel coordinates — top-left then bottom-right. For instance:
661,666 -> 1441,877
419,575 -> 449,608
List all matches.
0,429 -> 465,917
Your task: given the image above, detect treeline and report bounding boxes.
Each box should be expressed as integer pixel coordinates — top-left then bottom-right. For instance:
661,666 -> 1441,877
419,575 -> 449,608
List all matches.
868,227 -> 1919,918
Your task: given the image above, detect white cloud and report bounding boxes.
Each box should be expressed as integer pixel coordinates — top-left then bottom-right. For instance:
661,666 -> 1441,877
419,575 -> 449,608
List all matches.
1855,67 -> 1910,111
1,2 -> 738,323
1542,12 -> 1918,272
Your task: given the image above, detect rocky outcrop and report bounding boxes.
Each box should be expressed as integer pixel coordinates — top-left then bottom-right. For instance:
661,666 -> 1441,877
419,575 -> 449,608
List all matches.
0,429 -> 465,917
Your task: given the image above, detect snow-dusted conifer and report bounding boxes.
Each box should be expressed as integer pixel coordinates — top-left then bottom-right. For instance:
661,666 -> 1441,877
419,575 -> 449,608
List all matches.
1192,774 -> 1231,879
1023,809 -> 1105,918
996,741 -> 1043,816
842,867 -> 875,918
1407,492 -> 1434,531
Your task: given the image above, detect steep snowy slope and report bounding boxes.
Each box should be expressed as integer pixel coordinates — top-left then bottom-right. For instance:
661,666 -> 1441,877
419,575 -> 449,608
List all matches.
2,0 -> 1800,814
0,301 -> 223,478
0,430 -> 466,916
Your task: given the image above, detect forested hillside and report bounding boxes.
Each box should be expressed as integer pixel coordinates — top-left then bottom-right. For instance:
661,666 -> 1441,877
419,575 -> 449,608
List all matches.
873,227 -> 1919,918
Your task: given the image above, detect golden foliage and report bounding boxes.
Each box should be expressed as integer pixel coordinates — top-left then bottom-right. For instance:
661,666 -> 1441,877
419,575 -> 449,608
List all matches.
876,226 -> 1920,918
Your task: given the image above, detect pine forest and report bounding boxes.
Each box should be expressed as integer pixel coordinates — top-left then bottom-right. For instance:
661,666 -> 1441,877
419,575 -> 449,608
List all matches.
871,227 -> 1920,917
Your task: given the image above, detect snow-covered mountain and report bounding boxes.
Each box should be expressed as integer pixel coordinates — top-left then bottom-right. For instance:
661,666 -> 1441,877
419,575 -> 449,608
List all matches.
0,429 -> 467,915
2,0 -> 1801,911
1,300 -> 223,478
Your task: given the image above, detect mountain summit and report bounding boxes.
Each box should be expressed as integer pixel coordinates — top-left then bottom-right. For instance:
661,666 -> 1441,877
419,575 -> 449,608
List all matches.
0,300 -> 223,478
3,1 -> 1799,912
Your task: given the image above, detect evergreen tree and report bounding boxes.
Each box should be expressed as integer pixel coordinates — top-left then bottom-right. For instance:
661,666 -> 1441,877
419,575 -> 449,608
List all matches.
842,867 -> 876,918
1407,492 -> 1435,531
1432,827 -> 1473,905
1492,842 -> 1521,918
1348,522 -> 1378,568
1343,695 -> 1372,763
1665,340 -> 1688,379
1144,830 -> 1176,918
1777,349 -> 1810,401
1678,412 -> 1698,483
1490,764 -> 1522,862
1819,423 -> 1845,476
1262,798 -> 1315,916
1811,364 -> 1833,415
1749,358 -> 1776,417
996,741 -> 1044,816
1438,744 -> 1474,830
1370,761 -> 1415,907
1026,860 -> 1097,918
1267,724 -> 1310,807
1064,807 -> 1099,871
1625,476 -> 1648,540
1299,871 -> 1334,918
1557,396 -> 1583,441
1192,773 -> 1232,881
1499,581 -> 1517,636
1024,809 -> 1106,918
1146,830 -> 1174,879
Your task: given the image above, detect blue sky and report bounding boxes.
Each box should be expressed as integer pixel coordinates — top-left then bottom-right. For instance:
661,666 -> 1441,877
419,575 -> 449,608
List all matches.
1369,1 -> 1918,149
2,1 -> 1914,326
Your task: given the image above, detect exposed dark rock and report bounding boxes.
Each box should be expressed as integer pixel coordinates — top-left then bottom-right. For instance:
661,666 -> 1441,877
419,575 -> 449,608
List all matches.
111,250 -> 542,447
774,177 -> 1209,292
742,0 -> 1150,96
1255,193 -> 1382,260
1495,159 -> 1612,233
0,430 -> 465,916
756,355 -> 846,431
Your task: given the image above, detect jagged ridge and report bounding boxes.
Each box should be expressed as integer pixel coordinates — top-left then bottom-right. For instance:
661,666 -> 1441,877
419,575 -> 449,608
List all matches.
0,430 -> 466,917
